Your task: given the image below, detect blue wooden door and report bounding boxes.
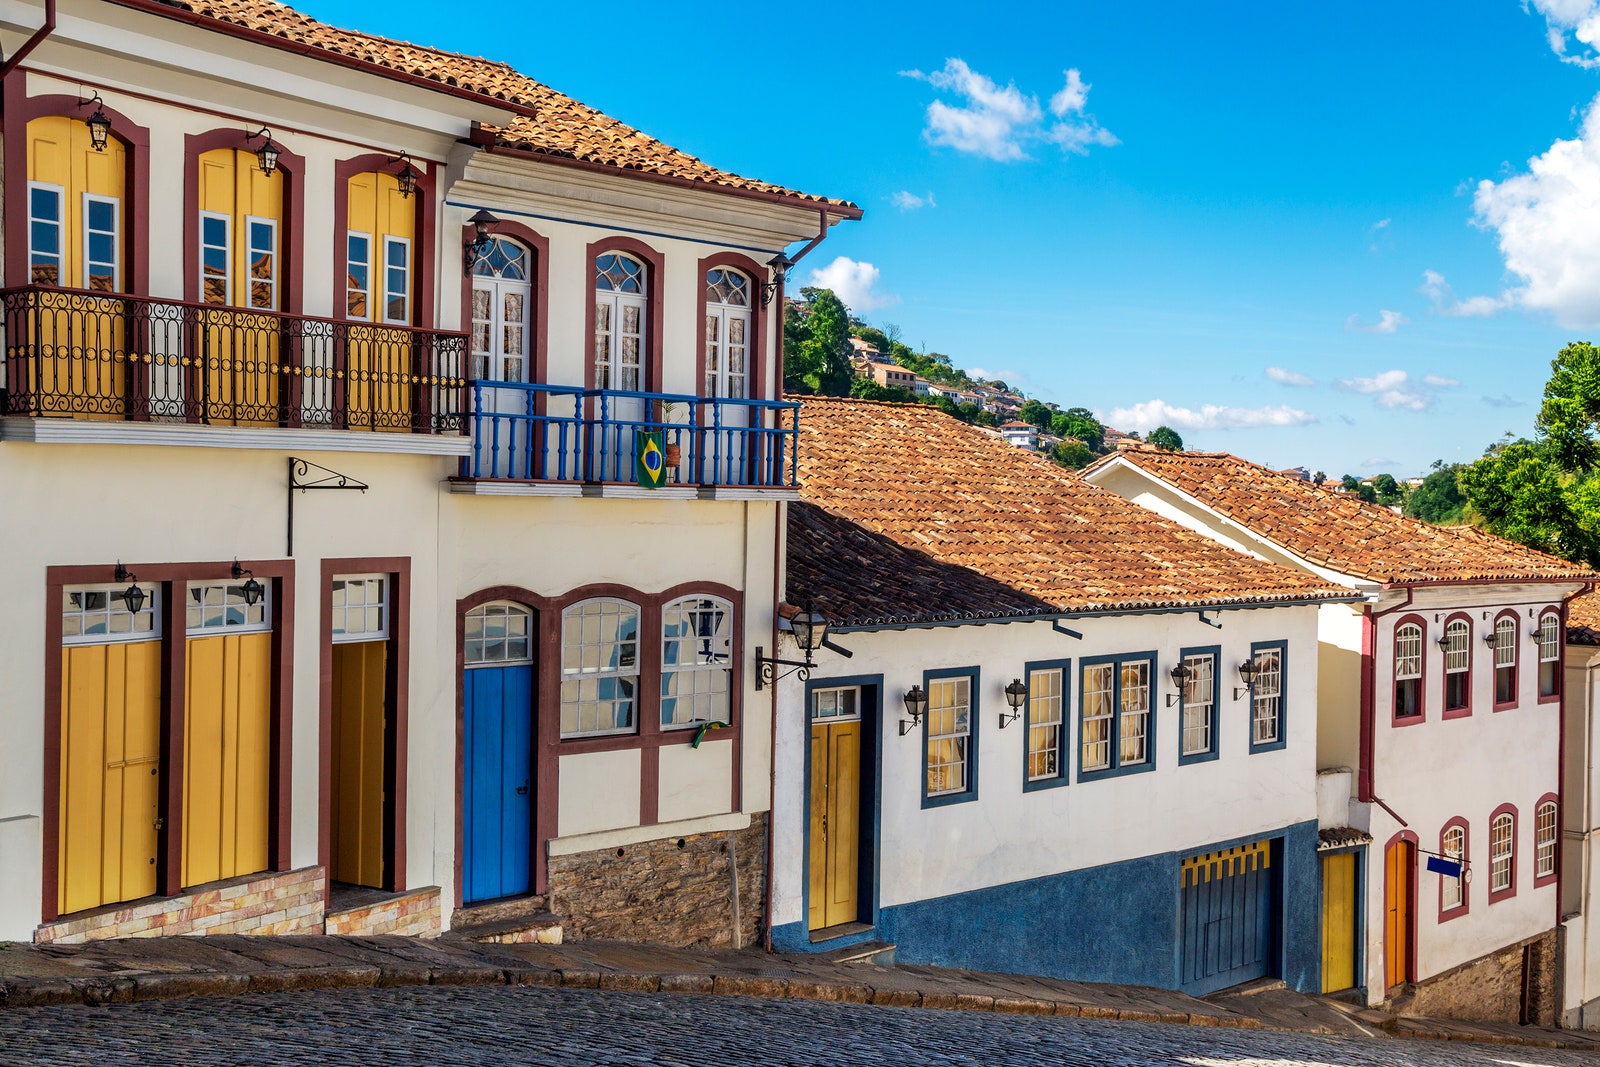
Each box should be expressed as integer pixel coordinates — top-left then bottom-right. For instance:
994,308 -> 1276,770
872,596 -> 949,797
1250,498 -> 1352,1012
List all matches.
1178,840 -> 1276,995
463,664 -> 533,903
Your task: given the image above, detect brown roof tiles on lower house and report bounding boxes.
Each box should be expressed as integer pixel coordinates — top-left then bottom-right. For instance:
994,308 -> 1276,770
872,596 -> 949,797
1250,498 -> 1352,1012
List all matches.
1090,449 -> 1598,586
791,398 -> 1354,624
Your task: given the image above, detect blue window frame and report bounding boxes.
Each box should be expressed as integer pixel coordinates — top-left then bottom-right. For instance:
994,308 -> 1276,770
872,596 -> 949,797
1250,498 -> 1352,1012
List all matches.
1078,652 -> 1157,781
922,666 -> 979,808
1177,645 -> 1221,765
1247,640 -> 1287,754
1022,658 -> 1071,792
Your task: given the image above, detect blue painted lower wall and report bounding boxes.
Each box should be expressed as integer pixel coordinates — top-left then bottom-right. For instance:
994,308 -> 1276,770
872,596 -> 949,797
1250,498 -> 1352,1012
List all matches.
772,819 -> 1322,993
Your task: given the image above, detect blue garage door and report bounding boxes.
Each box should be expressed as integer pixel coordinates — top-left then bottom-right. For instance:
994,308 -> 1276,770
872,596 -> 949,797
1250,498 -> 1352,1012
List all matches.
1178,839 -> 1276,995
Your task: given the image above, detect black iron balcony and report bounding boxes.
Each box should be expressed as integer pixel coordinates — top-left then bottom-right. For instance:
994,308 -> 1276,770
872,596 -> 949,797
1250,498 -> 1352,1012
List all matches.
0,285 -> 467,433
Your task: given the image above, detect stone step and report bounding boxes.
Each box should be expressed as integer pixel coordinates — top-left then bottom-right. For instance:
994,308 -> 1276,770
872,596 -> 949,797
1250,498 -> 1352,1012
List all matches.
450,895 -> 550,926
814,940 -> 896,967
445,902 -> 564,945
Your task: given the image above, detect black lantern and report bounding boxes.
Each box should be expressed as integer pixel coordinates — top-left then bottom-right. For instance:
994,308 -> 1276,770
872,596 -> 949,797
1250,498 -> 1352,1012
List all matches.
1233,658 -> 1261,701
113,563 -> 145,616
1166,661 -> 1192,708
790,604 -> 827,655
77,92 -> 111,151
760,252 -> 789,308
245,127 -> 280,176
231,561 -> 264,607
753,603 -> 833,691
999,677 -> 1028,728
464,208 -> 499,271
898,684 -> 929,737
389,153 -> 419,199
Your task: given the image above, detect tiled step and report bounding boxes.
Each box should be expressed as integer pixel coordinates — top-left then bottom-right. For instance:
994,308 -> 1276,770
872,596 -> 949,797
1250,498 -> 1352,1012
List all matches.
815,939 -> 896,967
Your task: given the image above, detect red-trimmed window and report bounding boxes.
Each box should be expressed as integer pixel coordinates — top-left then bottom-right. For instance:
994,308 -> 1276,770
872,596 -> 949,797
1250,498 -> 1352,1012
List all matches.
1494,615 -> 1518,706
1443,617 -> 1471,715
559,597 -> 640,739
1535,798 -> 1559,885
660,595 -> 733,729
1538,611 -> 1561,700
1440,819 -> 1468,918
1489,807 -> 1516,900
1395,622 -> 1423,719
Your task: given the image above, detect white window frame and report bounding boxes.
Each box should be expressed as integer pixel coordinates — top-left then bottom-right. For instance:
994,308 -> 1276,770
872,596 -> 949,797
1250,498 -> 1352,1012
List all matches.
199,209 -> 232,306
1491,812 -> 1515,894
1081,662 -> 1114,772
594,253 -> 647,393
1536,801 -> 1558,879
62,583 -> 162,646
1539,612 -> 1560,698
559,597 -> 640,739
925,674 -> 972,797
1118,660 -> 1151,766
1026,666 -> 1064,782
1441,824 -> 1466,911
1395,622 -> 1423,717
330,574 -> 389,643
810,686 -> 860,722
660,595 -> 733,729
1495,616 -> 1518,703
1444,618 -> 1470,711
82,192 -> 121,293
244,214 -> 279,312
705,268 -> 751,401
381,234 -> 411,325
185,580 -> 272,636
471,243 -> 533,383
346,230 -> 373,321
464,600 -> 534,667
1251,646 -> 1283,747
28,181 -> 64,286
1180,652 -> 1215,758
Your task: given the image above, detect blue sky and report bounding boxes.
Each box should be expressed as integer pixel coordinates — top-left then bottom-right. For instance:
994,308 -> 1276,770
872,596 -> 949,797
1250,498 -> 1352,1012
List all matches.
307,0 -> 1600,477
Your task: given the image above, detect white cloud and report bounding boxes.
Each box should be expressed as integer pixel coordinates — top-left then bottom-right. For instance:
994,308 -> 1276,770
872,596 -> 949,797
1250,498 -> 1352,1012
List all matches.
900,59 -> 1117,161
1482,393 -> 1527,408
1344,309 -> 1407,334
1532,0 -> 1600,66
1471,91 -> 1600,327
890,190 -> 936,211
1371,218 -> 1391,231
1361,457 -> 1398,469
1423,373 -> 1461,388
1098,399 -> 1315,432
806,256 -> 895,313
1336,369 -> 1442,411
1265,366 -> 1316,387
1418,269 -> 1510,317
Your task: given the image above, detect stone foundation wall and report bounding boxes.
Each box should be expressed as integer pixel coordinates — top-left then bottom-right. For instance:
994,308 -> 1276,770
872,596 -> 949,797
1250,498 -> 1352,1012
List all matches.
1406,930 -> 1560,1025
35,866 -> 325,944
324,887 -> 442,937
547,814 -> 766,948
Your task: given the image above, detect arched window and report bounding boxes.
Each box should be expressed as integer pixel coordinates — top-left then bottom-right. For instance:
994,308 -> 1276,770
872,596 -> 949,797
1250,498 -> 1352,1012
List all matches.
1443,617 -> 1471,714
470,237 -> 532,382
1538,611 -> 1561,699
594,253 -> 646,392
196,147 -> 283,311
1395,622 -> 1423,719
346,170 -> 413,324
704,268 -> 750,400
1494,615 -> 1518,706
559,598 -> 638,738
1440,821 -> 1467,915
27,115 -> 125,291
464,600 -> 533,666
1490,808 -> 1516,898
1536,799 -> 1559,881
660,595 -> 733,728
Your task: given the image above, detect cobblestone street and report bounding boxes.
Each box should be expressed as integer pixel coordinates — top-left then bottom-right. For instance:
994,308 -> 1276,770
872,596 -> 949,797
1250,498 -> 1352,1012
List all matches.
0,985 -> 1594,1067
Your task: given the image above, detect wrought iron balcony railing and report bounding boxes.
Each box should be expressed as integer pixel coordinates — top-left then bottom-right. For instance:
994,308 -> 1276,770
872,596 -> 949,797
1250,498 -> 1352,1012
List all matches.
463,381 -> 799,489
0,285 -> 468,433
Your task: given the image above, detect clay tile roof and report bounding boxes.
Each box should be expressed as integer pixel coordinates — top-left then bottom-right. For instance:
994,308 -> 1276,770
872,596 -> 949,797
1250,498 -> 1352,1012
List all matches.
139,0 -> 857,212
1099,449 -> 1598,586
1568,592 -> 1600,644
791,398 -> 1355,625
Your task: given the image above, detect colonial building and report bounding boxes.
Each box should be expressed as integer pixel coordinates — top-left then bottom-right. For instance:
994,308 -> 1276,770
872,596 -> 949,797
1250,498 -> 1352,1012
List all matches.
0,0 -> 855,946
770,399 -> 1356,995
1087,450 -> 1593,1022
1563,594 -> 1600,1028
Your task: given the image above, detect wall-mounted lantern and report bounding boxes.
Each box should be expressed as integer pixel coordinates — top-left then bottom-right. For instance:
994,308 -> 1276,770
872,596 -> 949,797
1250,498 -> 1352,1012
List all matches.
899,684 -> 929,737
999,677 -> 1028,728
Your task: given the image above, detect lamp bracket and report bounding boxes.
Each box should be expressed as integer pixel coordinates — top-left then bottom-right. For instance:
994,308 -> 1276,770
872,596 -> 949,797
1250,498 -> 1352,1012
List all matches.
997,708 -> 1022,729
754,645 -> 815,691
287,457 -> 369,555
898,714 -> 922,737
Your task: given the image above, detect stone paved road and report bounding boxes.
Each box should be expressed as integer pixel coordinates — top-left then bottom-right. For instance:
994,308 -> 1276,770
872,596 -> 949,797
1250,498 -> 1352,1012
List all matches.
0,986 -> 1593,1067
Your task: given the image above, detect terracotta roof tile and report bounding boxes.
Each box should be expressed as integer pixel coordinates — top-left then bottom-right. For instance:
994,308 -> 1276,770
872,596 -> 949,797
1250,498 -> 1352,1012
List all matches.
1568,592 -> 1600,644
792,398 -> 1354,624
141,0 -> 856,211
1097,450 -> 1597,586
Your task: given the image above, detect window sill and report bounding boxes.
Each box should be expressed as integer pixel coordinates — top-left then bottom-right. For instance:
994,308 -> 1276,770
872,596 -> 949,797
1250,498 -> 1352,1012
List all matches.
1533,872 -> 1558,889
1438,902 -> 1469,923
1441,706 -> 1473,720
1022,773 -> 1070,793
0,416 -> 472,455
1178,749 -> 1220,766
922,789 -> 978,809
1487,886 -> 1516,904
1078,761 -> 1156,783
1249,739 -> 1287,755
1391,713 -> 1426,727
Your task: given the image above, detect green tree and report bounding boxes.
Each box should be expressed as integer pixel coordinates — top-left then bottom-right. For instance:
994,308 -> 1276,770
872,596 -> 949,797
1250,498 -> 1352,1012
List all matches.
852,325 -> 890,352
783,288 -> 853,396
1371,473 -> 1403,506
1339,475 -> 1377,504
1052,408 -> 1105,452
1018,399 -> 1054,431
1312,471 -> 1326,485
1147,425 -> 1184,451
1052,439 -> 1095,469
848,377 -> 915,403
960,403 -> 997,427
1404,463 -> 1467,524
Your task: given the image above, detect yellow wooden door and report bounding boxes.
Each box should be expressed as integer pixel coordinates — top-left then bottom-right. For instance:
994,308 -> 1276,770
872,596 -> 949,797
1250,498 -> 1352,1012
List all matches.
26,115 -> 127,417
807,720 -> 860,930
345,171 -> 413,431
181,631 -> 271,887
1321,852 -> 1357,992
59,639 -> 161,914
331,639 -> 388,887
1385,841 -> 1412,989
196,148 -> 282,425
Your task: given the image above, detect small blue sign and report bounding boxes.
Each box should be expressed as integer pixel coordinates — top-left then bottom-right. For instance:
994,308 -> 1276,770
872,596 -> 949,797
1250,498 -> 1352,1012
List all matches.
1425,855 -> 1462,878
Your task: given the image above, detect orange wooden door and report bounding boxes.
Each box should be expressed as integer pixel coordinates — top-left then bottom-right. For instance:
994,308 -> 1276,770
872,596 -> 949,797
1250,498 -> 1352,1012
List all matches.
1385,840 -> 1413,989
807,719 -> 861,931
331,639 -> 388,887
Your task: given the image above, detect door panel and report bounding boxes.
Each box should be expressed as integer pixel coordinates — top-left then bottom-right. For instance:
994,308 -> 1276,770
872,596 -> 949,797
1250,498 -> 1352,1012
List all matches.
331,640 -> 388,888
1179,841 -> 1276,995
1385,841 -> 1413,989
1321,852 -> 1357,993
59,640 -> 161,914
346,172 -> 414,431
807,719 -> 862,931
182,631 -> 271,887
463,664 -> 534,903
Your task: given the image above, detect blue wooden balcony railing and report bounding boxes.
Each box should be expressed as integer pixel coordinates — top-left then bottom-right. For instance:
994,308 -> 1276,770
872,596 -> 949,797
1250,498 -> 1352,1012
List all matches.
461,382 -> 799,488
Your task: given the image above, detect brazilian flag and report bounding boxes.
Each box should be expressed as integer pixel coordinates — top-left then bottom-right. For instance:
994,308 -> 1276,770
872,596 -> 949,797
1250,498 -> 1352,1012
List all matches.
636,430 -> 666,489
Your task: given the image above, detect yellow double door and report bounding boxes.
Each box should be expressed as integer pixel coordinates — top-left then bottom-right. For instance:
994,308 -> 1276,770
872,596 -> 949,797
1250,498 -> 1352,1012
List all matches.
58,631 -> 271,915
1320,852 -> 1358,993
808,719 -> 861,931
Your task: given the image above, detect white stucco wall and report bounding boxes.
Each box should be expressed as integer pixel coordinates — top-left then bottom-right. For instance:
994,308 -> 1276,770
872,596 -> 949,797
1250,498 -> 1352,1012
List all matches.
770,604 -> 1323,931
1561,641 -> 1600,1025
